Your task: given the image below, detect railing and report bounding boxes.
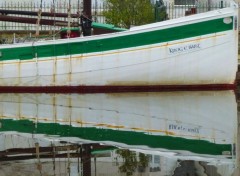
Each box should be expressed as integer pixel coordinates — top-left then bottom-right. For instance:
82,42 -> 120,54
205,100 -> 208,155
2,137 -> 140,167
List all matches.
0,0 -> 107,31
165,1 -> 230,19
0,0 -> 230,31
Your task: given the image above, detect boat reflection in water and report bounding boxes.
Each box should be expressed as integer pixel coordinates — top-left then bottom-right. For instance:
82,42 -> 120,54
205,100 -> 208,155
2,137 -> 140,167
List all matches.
0,91 -> 237,176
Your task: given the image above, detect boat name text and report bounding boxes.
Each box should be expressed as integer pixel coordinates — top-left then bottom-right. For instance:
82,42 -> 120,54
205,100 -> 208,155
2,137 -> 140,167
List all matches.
168,124 -> 200,134
168,43 -> 201,55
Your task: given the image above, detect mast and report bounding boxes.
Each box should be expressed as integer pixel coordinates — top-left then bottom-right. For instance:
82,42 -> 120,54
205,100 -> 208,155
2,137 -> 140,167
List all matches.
83,0 -> 92,19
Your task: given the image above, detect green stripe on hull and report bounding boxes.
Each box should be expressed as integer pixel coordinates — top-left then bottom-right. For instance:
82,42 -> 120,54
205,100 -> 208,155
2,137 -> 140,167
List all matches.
0,119 -> 231,155
0,17 -> 233,61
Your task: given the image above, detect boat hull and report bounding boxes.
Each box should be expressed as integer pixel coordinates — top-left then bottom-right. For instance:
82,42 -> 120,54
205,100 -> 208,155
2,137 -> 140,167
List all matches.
0,6 -> 238,92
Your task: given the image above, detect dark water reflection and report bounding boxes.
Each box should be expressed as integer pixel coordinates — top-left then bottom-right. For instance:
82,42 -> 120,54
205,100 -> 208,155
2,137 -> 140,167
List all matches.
0,91 -> 238,176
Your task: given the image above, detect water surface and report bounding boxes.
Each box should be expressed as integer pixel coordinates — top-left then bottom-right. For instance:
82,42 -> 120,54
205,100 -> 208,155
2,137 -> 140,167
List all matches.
0,91 -> 237,176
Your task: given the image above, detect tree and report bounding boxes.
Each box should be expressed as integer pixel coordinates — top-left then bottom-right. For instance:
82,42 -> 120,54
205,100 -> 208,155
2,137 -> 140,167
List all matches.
103,0 -> 155,29
116,149 -> 138,176
116,149 -> 149,176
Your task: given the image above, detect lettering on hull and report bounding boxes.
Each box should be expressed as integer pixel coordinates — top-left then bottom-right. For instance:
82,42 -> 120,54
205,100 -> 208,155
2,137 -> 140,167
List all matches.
168,123 -> 200,135
168,43 -> 201,55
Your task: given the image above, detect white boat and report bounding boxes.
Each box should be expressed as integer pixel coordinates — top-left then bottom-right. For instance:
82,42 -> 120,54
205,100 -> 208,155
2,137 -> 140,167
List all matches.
0,90 -> 237,158
0,1 -> 238,93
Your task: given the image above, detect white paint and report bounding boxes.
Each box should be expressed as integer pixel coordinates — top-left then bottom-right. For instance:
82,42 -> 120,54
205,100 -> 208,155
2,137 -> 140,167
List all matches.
0,4 -> 238,87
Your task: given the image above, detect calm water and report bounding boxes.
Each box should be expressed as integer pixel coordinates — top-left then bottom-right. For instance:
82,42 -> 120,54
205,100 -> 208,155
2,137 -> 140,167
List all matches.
0,91 -> 238,176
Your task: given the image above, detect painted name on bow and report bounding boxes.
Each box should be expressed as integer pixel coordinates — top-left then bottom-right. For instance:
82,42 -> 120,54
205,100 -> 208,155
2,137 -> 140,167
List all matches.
168,43 -> 201,55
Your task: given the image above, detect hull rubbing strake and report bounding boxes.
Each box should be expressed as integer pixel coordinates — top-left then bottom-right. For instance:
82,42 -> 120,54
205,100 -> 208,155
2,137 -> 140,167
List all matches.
0,84 -> 235,93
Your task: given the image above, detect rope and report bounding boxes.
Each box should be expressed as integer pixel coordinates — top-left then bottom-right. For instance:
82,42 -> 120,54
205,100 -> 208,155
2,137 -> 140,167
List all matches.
35,9 -> 42,36
51,0 -> 56,38
51,0 -> 55,13
36,0 -> 43,36
35,142 -> 43,176
67,0 -> 72,38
